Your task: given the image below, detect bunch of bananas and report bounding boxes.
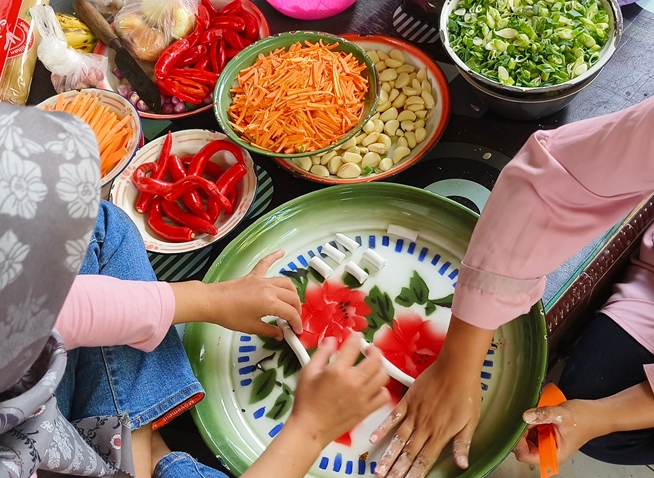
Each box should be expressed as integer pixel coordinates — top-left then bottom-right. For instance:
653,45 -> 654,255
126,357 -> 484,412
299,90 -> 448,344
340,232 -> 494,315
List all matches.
56,13 -> 98,53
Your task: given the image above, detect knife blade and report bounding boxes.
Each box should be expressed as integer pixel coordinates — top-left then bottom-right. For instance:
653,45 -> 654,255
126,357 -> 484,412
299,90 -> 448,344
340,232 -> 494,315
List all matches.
72,0 -> 161,114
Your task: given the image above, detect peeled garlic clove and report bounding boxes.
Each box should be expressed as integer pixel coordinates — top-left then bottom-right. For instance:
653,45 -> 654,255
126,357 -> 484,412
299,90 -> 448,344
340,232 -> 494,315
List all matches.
417,67 -> 427,82
401,120 -> 414,132
389,88 -> 400,102
415,127 -> 427,143
396,64 -> 415,74
361,131 -> 380,146
340,136 -> 357,151
367,143 -> 388,154
384,58 -> 403,69
379,68 -> 398,82
421,79 -> 432,93
397,110 -> 417,122
342,152 -> 363,163
405,131 -> 417,148
362,151 -> 382,168
421,90 -> 436,109
362,120 -> 375,134
373,119 -> 385,133
397,136 -> 408,148
384,119 -> 400,136
379,157 -> 393,172
366,50 -> 380,64
413,119 -> 425,130
389,49 -> 405,63
327,155 -> 343,174
392,146 -> 411,164
336,162 -> 362,179
395,72 -> 411,89
378,133 -> 392,151
380,107 -> 399,122
310,164 -> 330,177
293,156 -> 312,171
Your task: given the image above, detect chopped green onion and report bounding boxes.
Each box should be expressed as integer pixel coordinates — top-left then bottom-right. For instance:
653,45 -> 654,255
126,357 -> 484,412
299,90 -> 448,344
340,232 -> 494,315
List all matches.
448,0 -> 610,87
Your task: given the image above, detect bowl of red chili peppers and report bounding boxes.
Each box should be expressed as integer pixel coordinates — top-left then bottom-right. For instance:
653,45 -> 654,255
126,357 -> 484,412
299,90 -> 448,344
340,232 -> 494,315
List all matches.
109,129 -> 257,253
95,0 -> 269,120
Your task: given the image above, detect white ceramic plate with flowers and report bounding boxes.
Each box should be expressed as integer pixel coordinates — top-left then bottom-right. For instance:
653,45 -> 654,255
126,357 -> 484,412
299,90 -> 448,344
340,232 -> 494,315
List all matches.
184,183 -> 547,478
109,129 -> 257,254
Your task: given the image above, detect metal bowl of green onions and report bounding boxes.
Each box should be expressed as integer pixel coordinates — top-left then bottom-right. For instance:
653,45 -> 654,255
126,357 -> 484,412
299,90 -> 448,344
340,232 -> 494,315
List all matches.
440,0 -> 622,98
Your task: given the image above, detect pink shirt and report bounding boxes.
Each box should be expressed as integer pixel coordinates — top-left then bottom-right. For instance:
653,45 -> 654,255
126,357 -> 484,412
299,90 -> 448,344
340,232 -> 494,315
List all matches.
451,97 -> 654,381
54,275 -> 176,352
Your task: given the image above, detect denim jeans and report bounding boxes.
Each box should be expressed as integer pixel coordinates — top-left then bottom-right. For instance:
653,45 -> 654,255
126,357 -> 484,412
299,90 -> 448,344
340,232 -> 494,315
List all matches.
55,201 -> 226,477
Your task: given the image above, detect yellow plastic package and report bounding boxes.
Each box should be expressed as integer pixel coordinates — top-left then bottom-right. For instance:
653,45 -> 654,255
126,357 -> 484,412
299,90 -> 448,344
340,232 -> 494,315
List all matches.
0,0 -> 49,105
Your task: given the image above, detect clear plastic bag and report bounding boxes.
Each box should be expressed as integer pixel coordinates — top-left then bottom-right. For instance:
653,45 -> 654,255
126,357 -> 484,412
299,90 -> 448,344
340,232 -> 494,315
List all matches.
89,0 -> 125,22
114,0 -> 197,62
30,5 -> 106,93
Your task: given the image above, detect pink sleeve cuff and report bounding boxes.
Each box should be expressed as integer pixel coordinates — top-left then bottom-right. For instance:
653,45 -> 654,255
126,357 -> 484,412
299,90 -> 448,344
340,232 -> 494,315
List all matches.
451,262 -> 547,330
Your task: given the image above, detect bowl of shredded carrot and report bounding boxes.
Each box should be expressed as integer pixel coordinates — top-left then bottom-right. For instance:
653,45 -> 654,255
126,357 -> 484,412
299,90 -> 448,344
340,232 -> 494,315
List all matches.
38,88 -> 142,188
213,31 -> 380,158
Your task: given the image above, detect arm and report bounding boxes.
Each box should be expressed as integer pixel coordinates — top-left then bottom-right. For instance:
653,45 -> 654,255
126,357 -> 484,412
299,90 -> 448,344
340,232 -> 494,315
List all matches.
514,381 -> 654,464
242,333 -> 390,478
374,97 -> 654,478
55,251 -> 302,351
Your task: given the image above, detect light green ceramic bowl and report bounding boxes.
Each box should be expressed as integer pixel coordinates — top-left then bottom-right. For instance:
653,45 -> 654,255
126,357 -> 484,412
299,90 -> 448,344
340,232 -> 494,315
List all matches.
184,183 -> 547,478
213,31 -> 380,159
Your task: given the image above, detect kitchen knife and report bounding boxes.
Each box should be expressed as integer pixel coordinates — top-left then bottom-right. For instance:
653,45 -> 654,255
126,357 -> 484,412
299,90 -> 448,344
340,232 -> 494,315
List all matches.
72,0 -> 162,114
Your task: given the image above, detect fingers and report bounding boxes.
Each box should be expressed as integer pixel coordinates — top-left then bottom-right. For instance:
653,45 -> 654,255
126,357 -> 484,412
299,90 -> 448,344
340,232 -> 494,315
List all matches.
273,288 -> 303,332
452,420 -> 475,469
375,420 -> 419,478
393,434 -> 444,478
305,336 -> 337,373
523,406 -> 561,425
333,333 -> 363,367
370,402 -> 407,444
250,250 -> 285,276
358,346 -> 385,381
250,321 -> 284,340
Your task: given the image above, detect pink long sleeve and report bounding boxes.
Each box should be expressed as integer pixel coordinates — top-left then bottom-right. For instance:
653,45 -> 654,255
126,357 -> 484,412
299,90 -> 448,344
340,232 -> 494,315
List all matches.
452,96 -> 654,330
54,275 -> 176,352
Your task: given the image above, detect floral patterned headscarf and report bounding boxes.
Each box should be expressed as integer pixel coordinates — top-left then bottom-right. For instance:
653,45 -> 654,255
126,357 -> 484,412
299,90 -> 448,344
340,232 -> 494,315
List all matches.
0,102 -> 132,477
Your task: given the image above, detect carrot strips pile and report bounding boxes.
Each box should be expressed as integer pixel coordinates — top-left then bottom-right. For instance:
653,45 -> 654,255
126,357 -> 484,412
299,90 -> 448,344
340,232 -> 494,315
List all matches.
46,93 -> 133,177
227,40 -> 369,154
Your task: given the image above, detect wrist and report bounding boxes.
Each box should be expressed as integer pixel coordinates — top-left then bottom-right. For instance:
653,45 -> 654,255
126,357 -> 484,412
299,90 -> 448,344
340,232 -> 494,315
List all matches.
283,414 -> 331,451
170,280 -> 213,325
569,399 -> 615,441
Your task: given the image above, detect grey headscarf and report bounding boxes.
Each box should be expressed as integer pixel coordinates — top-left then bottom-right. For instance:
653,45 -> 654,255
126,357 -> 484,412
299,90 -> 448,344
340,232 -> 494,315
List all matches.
0,102 -> 133,477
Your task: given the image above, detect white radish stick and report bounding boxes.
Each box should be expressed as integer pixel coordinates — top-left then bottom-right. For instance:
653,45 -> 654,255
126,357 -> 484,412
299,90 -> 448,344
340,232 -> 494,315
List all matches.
362,248 -> 386,270
321,242 -> 346,264
387,224 -> 419,242
309,256 -> 333,279
335,233 -> 360,253
277,318 -> 311,367
344,261 -> 369,284
358,338 -> 415,387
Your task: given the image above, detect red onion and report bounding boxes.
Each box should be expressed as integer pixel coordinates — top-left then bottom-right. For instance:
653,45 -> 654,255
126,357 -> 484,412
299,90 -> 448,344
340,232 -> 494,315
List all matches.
136,100 -> 150,112
128,92 -> 140,106
202,94 -> 212,105
173,102 -> 187,114
112,67 -> 124,79
161,103 -> 174,115
117,84 -> 132,98
171,96 -> 181,106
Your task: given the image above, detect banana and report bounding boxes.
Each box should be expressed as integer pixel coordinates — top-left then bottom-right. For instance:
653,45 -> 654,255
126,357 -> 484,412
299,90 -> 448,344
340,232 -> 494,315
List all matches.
63,27 -> 98,53
56,12 -> 92,32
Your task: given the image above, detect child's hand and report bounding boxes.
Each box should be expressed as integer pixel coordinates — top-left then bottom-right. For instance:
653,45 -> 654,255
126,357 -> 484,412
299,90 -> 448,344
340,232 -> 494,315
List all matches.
513,400 -> 598,465
288,333 -> 391,447
207,250 -> 303,339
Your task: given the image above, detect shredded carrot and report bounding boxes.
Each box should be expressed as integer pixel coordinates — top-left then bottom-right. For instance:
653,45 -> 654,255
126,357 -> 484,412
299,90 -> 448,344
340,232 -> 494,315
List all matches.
49,92 -> 134,177
227,40 -> 369,154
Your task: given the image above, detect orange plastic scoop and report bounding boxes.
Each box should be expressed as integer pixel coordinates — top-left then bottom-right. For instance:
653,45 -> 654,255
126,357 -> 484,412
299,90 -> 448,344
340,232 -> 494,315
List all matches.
537,383 -> 567,478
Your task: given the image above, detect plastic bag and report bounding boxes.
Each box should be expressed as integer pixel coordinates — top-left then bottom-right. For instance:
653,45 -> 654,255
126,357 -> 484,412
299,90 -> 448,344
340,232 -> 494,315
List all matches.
88,0 -> 125,22
30,5 -> 106,93
0,0 -> 49,105
114,0 -> 197,62
265,0 -> 356,20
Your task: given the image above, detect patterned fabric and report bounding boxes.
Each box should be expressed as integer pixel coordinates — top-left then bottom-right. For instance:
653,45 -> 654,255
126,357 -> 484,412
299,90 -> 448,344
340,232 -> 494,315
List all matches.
0,103 -> 133,477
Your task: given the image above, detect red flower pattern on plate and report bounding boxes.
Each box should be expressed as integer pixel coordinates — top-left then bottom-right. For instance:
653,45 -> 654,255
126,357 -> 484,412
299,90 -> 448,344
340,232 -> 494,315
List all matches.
374,313 -> 446,403
298,281 -> 371,350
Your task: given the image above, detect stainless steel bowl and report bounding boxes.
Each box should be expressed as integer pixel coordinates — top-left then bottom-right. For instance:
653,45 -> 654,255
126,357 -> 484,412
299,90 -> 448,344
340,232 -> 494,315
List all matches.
440,0 -> 622,98
458,66 -> 599,120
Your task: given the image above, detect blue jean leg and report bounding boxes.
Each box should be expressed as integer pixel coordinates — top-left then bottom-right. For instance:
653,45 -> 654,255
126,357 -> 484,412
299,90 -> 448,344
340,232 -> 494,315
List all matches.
56,201 -> 204,430
154,452 -> 230,478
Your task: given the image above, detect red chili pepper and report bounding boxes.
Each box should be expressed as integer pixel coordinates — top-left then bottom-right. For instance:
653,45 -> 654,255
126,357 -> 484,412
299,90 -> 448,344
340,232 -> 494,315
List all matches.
195,54 -> 210,71
239,9 -> 259,41
155,37 -> 192,80
222,29 -> 247,50
164,176 -> 232,213
217,39 -> 227,73
158,77 -> 208,104
161,199 -> 218,236
217,163 -> 247,196
181,156 -> 226,178
184,16 -> 204,48
148,198 -> 196,242
225,47 -> 240,59
169,68 -> 219,86
202,28 -> 224,45
207,163 -> 245,222
210,41 -> 220,74
188,139 -> 245,177
198,3 -> 211,29
210,15 -> 246,31
201,0 -> 219,17
169,156 -> 212,221
134,131 -> 173,213
217,0 -> 242,16
176,45 -> 207,68
133,163 -> 173,197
